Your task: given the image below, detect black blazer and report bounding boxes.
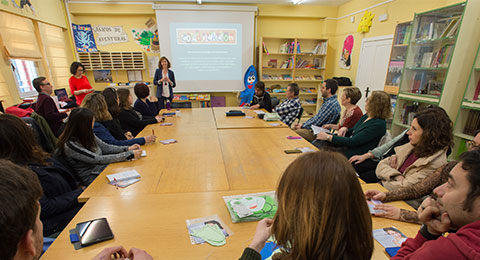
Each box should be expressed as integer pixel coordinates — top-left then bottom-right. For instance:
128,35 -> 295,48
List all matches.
154,69 -> 176,99
134,99 -> 160,118
28,158 -> 83,236
118,108 -> 157,136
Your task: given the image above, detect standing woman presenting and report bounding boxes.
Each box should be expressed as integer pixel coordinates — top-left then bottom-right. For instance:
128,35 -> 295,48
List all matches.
69,62 -> 94,106
154,56 -> 176,109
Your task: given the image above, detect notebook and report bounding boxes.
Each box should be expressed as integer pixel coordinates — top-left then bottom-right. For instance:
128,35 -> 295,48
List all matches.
106,170 -> 141,188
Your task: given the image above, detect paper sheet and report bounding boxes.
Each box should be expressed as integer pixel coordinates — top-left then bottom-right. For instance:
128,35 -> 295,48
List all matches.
106,170 -> 140,183
311,125 -> 329,135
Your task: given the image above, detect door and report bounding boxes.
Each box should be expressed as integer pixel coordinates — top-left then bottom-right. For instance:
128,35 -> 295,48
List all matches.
355,35 -> 393,110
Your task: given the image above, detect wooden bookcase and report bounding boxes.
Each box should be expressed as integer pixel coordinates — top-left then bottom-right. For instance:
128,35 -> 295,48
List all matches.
391,3 -> 466,137
78,52 -> 145,70
452,42 -> 480,158
259,37 -> 327,120
384,21 -> 412,96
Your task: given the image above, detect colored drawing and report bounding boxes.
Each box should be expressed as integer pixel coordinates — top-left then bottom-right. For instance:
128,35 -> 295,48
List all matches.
239,65 -> 257,106
223,191 -> 277,223
340,35 -> 354,70
72,24 -> 98,53
358,11 -> 375,33
131,28 -> 159,53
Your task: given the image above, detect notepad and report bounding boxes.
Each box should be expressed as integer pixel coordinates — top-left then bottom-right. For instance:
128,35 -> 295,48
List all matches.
296,147 -> 315,153
160,123 -> 173,126
106,170 -> 141,188
367,199 -> 385,214
253,110 -> 265,115
141,150 -> 147,157
311,125 -> 329,135
160,139 -> 177,144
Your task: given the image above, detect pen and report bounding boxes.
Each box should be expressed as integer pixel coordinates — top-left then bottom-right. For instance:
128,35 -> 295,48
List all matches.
152,129 -> 155,135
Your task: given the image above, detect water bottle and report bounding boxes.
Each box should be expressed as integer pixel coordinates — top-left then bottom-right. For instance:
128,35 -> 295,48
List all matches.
166,100 -> 171,110
175,110 -> 181,117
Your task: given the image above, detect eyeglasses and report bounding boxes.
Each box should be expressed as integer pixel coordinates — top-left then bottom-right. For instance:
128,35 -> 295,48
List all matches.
40,82 -> 51,86
467,140 -> 480,150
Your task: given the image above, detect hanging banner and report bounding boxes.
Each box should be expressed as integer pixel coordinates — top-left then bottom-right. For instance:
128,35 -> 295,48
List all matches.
72,24 -> 98,52
131,28 -> 159,53
92,25 -> 129,46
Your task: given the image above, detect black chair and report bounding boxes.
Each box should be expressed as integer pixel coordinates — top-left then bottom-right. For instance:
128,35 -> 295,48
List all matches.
22,117 -> 55,153
171,102 -> 192,108
271,97 -> 279,109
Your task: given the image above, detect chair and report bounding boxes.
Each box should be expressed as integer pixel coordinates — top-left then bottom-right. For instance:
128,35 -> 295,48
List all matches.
171,102 -> 192,108
271,97 -> 279,108
294,107 -> 304,125
22,117 -> 55,153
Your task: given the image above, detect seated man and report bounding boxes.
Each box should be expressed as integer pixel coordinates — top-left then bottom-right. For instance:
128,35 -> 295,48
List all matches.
0,159 -> 153,260
33,77 -> 67,136
249,81 -> 272,112
391,150 -> 480,259
293,79 -> 341,142
274,83 -> 301,127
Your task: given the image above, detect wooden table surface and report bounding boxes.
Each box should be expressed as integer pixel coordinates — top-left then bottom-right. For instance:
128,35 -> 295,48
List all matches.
212,107 -> 288,129
218,128 -> 318,190
42,184 -> 420,260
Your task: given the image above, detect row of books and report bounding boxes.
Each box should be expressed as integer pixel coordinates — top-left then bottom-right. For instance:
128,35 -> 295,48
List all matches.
279,41 -> 296,53
409,72 -> 443,96
261,41 -> 327,55
262,74 -> 322,81
173,94 -> 211,101
416,44 -> 454,68
298,41 -> 327,55
295,58 -> 323,69
463,110 -> 480,136
394,24 -> 412,45
266,88 -> 317,94
400,103 -> 420,125
388,61 -> 404,73
415,15 -> 460,41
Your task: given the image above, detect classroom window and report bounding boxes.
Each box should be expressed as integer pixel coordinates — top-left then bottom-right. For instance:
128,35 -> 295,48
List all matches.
10,59 -> 39,98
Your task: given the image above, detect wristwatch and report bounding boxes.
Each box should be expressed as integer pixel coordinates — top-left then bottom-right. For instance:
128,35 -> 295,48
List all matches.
420,224 -> 441,240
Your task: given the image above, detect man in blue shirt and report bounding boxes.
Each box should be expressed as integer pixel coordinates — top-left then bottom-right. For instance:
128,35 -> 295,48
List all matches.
294,78 -> 341,142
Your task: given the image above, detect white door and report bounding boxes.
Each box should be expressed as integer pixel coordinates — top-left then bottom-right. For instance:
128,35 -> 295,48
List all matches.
355,35 -> 393,110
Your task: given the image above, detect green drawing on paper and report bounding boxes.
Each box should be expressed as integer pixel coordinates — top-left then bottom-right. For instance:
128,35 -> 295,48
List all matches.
190,224 -> 226,246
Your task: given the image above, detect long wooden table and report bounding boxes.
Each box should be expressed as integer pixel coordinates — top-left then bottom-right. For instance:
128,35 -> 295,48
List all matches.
42,184 -> 420,260
212,107 -> 288,129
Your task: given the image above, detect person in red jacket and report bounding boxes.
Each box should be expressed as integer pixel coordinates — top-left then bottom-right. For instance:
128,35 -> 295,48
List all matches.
32,77 -> 67,136
69,62 -> 93,106
392,149 -> 480,260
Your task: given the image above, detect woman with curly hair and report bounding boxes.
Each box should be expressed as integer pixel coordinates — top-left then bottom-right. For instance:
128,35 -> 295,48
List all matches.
315,90 -> 391,159
376,106 -> 453,191
239,150 -> 373,260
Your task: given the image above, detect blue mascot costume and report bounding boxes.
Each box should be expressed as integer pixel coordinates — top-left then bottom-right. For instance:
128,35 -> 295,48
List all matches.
239,65 -> 258,106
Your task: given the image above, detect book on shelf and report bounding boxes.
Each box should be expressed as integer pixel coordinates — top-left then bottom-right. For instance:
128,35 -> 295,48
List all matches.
463,110 -> 480,136
474,78 -> 480,100
312,42 -> 327,55
440,16 -> 461,38
431,44 -> 454,68
262,41 -> 269,54
282,74 -> 292,80
279,41 -> 295,54
388,61 -> 404,73
267,59 -> 277,68
401,103 -> 420,125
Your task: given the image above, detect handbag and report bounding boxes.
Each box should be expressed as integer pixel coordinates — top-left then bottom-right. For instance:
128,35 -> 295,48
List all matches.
6,101 -> 34,117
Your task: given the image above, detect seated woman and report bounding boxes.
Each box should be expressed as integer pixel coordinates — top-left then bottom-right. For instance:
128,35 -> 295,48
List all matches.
133,83 -> 160,117
102,87 -> 133,140
249,81 -> 272,112
239,150 -> 373,260
349,129 -> 409,183
375,107 -> 453,192
56,108 -> 142,186
365,129 -> 480,223
82,92 -> 156,146
117,88 -> 163,137
315,90 -> 391,159
0,113 -> 83,237
322,87 -> 363,136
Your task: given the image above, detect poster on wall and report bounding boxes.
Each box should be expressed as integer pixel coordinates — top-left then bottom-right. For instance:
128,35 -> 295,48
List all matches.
147,55 -> 160,78
72,24 -> 98,53
1,0 -> 36,16
131,28 -> 159,53
93,70 -> 113,83
340,35 -> 354,70
92,25 -> 129,46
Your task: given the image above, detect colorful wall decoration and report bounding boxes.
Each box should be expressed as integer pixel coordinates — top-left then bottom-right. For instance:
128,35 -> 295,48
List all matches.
358,11 -> 375,33
131,28 -> 159,53
92,25 -> 129,46
72,23 -> 98,52
340,35 -> 354,70
2,0 -> 36,15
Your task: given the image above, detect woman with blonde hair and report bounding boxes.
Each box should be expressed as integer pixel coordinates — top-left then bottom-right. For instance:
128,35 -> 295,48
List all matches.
82,92 -> 156,146
315,90 -> 391,159
239,150 -> 373,260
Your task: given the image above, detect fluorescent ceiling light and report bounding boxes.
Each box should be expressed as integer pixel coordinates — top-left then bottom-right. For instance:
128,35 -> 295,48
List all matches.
292,0 -> 304,4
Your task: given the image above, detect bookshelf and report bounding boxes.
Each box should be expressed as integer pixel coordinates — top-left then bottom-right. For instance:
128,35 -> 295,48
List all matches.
78,52 -> 145,70
259,37 -> 327,120
384,21 -> 412,96
452,42 -> 480,158
391,3 -> 466,136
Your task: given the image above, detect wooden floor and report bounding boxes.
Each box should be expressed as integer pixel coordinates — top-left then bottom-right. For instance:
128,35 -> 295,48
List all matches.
41,107 -> 420,260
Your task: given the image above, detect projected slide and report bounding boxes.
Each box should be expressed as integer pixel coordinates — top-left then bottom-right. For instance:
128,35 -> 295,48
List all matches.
170,23 -> 242,81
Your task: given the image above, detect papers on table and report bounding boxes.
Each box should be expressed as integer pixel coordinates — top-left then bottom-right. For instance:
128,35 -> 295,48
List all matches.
253,110 -> 265,115
141,150 -> 147,157
223,191 -> 277,223
311,125 -> 329,135
186,215 -> 232,246
160,123 -> 173,126
160,139 -> 177,144
373,227 -> 407,248
296,147 -> 316,153
367,199 -> 385,214
106,170 -> 141,188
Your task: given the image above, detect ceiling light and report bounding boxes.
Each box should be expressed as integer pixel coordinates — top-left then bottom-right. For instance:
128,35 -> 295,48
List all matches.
293,0 -> 304,4
197,0 -> 202,4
